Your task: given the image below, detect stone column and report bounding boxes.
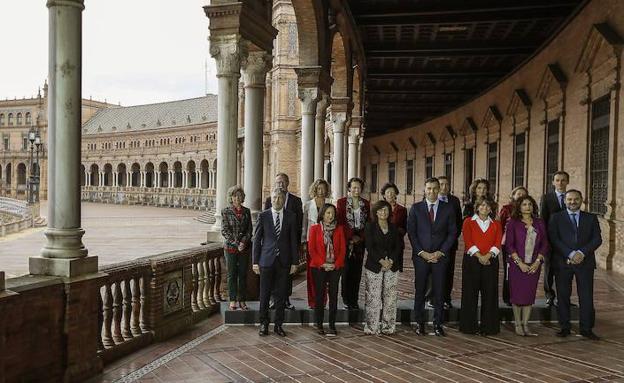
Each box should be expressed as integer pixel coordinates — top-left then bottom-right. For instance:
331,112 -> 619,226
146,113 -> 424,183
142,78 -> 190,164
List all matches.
99,172 -> 104,187
331,114 -> 347,200
343,132 -> 349,184
196,170 -> 201,189
210,35 -> 246,228
347,129 -> 359,181
314,93 -> 329,180
242,49 -> 271,215
86,171 -> 90,186
298,87 -> 319,204
31,0 -> 96,277
155,171 -> 160,188
357,136 -> 363,177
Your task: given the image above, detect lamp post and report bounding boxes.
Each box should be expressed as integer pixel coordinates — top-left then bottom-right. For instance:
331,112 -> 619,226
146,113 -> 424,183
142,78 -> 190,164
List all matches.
34,133 -> 41,203
28,129 -> 36,204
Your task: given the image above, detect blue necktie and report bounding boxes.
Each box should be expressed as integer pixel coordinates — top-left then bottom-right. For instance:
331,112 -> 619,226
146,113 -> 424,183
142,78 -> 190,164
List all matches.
275,213 -> 281,257
559,194 -> 565,209
570,213 -> 578,241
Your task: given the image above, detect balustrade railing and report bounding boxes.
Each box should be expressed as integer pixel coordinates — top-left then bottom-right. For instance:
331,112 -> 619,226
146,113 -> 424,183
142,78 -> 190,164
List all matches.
96,243 -> 225,364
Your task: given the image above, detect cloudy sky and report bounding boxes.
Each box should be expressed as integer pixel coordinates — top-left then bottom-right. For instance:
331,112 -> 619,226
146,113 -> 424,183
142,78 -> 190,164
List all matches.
0,0 -> 217,106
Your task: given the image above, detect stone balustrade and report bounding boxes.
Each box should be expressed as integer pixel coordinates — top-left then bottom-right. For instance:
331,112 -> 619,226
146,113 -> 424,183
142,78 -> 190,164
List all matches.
96,243 -> 225,364
0,196 -> 35,236
81,185 -> 216,211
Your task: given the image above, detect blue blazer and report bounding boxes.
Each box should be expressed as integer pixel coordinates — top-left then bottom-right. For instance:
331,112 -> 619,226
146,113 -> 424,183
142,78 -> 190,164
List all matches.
407,200 -> 457,259
548,210 -> 602,268
252,208 -> 298,268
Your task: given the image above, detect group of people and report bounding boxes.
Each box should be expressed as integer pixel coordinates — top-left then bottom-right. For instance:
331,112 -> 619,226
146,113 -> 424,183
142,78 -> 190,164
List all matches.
221,170 -> 602,341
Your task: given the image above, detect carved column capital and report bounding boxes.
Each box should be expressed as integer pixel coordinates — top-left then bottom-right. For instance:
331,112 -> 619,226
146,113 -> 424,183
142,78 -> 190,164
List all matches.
209,35 -> 247,77
316,92 -> 330,114
331,112 -> 347,134
241,49 -> 272,87
298,87 -> 319,115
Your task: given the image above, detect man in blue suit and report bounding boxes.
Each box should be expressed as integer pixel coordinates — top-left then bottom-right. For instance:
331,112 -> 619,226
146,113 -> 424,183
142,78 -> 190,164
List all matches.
548,189 -> 602,340
253,188 -> 298,337
407,177 -> 457,336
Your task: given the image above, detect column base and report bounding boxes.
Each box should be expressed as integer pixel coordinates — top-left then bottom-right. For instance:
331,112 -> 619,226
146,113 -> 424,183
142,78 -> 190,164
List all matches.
29,256 -> 98,277
41,227 -> 89,259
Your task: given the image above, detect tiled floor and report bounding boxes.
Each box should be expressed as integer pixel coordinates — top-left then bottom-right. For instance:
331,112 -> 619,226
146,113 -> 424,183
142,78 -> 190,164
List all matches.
91,247 -> 624,383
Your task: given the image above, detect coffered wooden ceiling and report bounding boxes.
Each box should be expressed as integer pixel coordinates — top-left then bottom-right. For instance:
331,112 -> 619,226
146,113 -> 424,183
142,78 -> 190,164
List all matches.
348,0 -> 587,136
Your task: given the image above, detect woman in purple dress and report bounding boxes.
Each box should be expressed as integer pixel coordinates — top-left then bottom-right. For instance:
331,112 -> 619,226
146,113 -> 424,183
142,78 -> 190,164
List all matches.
505,195 -> 549,336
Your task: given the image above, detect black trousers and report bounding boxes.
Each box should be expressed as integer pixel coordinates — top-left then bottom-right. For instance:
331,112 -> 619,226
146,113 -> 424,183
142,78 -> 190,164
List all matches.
543,255 -> 557,300
459,254 -> 500,335
312,268 -> 341,326
425,243 -> 457,304
341,246 -> 364,307
556,263 -> 595,332
259,260 -> 289,326
413,255 -> 448,325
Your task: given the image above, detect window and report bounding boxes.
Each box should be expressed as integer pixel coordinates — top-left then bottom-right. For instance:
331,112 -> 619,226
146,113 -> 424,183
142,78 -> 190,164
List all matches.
0,114 -> 4,126
464,148 -> 474,196
444,153 -> 453,187
513,132 -> 526,187
22,137 -> 28,151
589,96 -> 610,215
25,113 -> 31,125
405,159 -> 414,195
16,113 -> 22,125
487,142 -> 498,197
3,137 -> 9,151
388,161 -> 396,184
371,163 -> 378,193
545,118 -> 560,194
425,156 -> 433,179
8,113 -> 13,126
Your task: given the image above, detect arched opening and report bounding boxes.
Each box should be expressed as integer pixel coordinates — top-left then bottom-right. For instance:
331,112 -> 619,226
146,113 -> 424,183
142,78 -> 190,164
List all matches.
16,113 -> 23,125
330,32 -> 348,98
131,163 -> 140,187
159,162 -> 168,187
117,163 -> 127,186
17,163 -> 27,194
212,159 -> 218,190
25,112 -> 31,125
5,163 -> 11,189
187,160 -> 196,188
200,159 -> 209,189
103,163 -> 113,186
90,164 -> 99,186
173,161 -> 182,188
145,162 -> 155,188
80,164 -> 85,186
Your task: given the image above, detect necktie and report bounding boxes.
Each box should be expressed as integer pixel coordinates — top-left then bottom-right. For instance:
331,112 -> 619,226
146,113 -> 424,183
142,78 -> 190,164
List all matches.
559,194 -> 565,209
570,213 -> 578,240
275,212 -> 281,256
428,204 -> 435,223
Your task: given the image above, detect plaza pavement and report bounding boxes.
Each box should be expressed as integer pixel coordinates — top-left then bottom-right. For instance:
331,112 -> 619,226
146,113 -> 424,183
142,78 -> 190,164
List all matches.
0,201 -> 209,278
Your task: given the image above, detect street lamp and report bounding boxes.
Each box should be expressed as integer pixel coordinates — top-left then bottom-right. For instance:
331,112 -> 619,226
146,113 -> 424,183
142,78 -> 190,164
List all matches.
28,129 -> 36,204
34,133 -> 42,203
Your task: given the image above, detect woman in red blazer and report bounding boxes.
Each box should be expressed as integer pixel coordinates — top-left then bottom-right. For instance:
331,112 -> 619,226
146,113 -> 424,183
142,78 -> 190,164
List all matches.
308,203 -> 346,336
336,177 -> 370,310
460,197 -> 503,335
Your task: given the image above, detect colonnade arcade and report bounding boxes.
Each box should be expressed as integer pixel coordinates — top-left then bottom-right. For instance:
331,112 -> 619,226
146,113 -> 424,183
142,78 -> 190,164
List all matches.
80,159 -> 217,190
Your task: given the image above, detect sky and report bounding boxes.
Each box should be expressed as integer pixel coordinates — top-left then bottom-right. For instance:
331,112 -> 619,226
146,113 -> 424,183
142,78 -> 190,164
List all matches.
0,0 -> 217,106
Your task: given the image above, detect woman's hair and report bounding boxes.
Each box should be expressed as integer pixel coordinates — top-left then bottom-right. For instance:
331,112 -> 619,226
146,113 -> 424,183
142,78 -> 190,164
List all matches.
510,195 -> 539,219
508,186 -> 528,202
380,182 -> 400,197
469,178 -> 491,200
308,178 -> 331,199
474,196 -> 496,215
317,203 -> 337,224
347,177 -> 365,190
371,200 -> 392,223
226,185 -> 245,204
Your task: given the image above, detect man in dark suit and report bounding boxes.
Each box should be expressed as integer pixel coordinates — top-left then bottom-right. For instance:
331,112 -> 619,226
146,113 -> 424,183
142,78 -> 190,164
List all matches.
407,177 -> 457,336
540,170 -> 570,306
253,188 -> 299,337
264,173 -> 303,309
548,189 -> 602,340
426,175 -> 463,309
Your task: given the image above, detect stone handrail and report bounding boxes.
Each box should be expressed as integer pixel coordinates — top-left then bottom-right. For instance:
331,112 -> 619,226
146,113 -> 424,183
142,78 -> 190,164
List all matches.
96,243 -> 225,364
0,197 -> 35,236
81,186 -> 216,211
0,196 -> 31,218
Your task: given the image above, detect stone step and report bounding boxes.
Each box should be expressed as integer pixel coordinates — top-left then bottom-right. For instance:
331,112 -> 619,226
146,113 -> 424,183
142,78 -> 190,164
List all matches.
221,299 -> 578,325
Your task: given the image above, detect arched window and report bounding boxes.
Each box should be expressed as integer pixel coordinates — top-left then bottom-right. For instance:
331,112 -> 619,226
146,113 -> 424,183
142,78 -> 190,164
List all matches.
25,112 -> 31,125
16,113 -> 22,125
8,113 -> 13,126
0,114 -> 4,126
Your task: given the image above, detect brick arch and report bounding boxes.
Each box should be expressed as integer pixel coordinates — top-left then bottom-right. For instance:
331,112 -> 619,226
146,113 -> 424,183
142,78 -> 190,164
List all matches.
329,31 -> 348,98
291,0 -> 327,68
352,66 -> 362,118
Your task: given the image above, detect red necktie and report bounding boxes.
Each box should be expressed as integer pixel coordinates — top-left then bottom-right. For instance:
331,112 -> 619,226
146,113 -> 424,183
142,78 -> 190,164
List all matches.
428,204 -> 435,223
